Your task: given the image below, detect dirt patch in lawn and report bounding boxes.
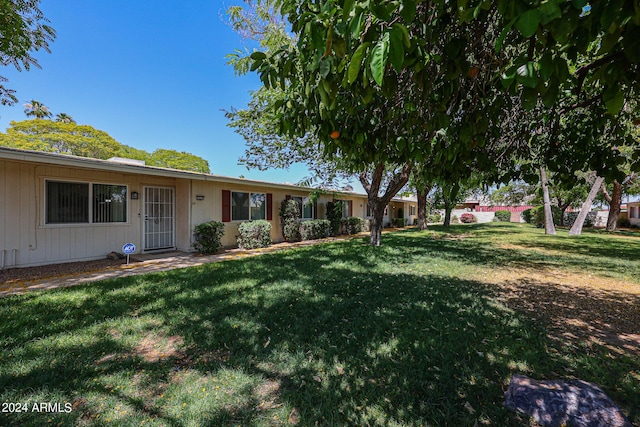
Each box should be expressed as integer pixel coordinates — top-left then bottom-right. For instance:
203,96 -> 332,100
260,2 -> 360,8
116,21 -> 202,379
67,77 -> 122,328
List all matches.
483,268 -> 640,356
0,258 -> 132,285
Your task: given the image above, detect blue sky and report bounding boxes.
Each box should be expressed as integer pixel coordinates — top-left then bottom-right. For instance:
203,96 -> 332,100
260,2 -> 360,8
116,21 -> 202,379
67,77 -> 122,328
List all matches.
0,0 -> 328,187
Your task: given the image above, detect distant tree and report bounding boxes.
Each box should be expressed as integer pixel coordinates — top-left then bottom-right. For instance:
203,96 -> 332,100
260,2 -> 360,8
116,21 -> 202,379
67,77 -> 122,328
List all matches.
0,1 -> 56,107
0,119 -> 211,173
0,119 -> 122,158
147,149 -> 210,173
490,182 -> 536,206
55,113 -> 75,123
23,100 -> 52,119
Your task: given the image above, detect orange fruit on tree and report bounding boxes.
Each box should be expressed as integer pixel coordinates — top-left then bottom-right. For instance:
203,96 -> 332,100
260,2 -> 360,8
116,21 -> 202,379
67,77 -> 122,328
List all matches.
330,130 -> 340,139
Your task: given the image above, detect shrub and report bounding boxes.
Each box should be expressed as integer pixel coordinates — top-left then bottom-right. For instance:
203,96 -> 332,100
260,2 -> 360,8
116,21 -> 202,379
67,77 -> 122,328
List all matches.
460,213 -> 477,223
397,208 -> 404,218
521,208 -> 533,223
413,218 -> 419,225
341,216 -> 364,234
299,219 -> 331,240
563,211 -> 595,228
326,201 -> 343,236
237,220 -> 271,249
395,218 -> 407,227
193,221 -> 225,254
494,210 -> 511,222
279,199 -> 301,242
451,215 -> 459,224
428,213 -> 442,223
617,213 -> 631,228
363,219 -> 371,232
531,206 -> 562,227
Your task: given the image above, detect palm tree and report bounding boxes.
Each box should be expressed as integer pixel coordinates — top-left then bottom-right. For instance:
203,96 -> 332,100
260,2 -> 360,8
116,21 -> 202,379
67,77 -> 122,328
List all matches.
55,113 -> 75,124
23,100 -> 52,119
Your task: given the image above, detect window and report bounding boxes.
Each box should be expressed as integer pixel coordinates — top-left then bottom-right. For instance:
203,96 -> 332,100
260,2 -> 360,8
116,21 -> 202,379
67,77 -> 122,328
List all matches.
93,184 -> 127,223
342,200 -> 352,218
47,181 -> 89,223
232,191 -> 266,221
251,193 -> 266,220
409,205 -> 416,216
46,181 -> 127,224
292,196 -> 314,219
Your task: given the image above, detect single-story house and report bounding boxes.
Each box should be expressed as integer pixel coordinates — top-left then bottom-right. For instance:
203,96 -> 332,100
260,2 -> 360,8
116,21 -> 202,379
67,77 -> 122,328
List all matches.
0,147 -> 417,268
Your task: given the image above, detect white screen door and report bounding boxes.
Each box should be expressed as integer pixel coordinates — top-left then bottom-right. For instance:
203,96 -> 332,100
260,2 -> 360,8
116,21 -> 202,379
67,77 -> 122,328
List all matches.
143,187 -> 175,250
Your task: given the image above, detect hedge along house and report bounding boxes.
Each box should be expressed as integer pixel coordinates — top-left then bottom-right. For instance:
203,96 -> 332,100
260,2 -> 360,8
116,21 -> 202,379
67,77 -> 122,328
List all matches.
0,147 -> 417,269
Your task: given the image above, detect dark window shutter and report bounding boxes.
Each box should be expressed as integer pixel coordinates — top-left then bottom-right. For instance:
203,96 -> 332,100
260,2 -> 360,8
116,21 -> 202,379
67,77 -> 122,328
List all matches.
349,201 -> 353,217
267,193 -> 273,220
313,201 -> 318,219
222,190 -> 231,222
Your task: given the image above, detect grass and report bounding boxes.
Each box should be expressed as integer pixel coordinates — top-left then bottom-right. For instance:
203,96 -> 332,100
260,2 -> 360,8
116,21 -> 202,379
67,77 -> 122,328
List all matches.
1,223 -> 639,426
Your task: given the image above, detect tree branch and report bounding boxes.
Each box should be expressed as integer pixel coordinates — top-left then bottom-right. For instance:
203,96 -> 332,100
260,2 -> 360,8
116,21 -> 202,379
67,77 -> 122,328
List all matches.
575,51 -> 625,95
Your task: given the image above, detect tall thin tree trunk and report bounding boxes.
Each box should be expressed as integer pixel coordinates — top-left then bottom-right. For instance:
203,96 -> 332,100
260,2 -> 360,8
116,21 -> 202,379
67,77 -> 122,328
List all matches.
539,166 -> 556,235
606,180 -> 623,231
569,175 -> 604,236
416,185 -> 431,230
443,201 -> 452,227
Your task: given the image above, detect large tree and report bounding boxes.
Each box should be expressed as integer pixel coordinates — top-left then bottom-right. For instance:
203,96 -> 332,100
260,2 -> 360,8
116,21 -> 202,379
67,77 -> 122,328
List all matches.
0,119 -> 211,173
0,1 -> 55,107
247,1 -> 518,245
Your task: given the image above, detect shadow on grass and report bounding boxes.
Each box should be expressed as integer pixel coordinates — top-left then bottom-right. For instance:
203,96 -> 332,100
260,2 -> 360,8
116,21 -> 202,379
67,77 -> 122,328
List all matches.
0,231 -> 638,426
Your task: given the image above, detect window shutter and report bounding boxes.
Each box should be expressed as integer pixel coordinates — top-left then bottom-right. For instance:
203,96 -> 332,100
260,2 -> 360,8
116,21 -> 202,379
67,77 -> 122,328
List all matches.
349,201 -> 353,217
222,190 -> 231,222
267,193 -> 273,220
313,201 -> 317,219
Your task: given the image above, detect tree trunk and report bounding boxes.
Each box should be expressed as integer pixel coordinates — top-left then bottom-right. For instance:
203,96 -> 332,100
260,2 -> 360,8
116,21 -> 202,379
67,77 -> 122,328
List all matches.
606,180 -> 623,231
359,162 -> 413,246
416,185 -> 431,230
368,202 -> 385,246
539,166 -> 556,235
443,201 -> 452,227
569,175 -> 604,236
442,182 -> 459,228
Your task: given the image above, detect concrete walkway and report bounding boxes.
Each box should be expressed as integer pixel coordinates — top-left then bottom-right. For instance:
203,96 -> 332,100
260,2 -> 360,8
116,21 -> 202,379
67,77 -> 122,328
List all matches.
0,233 -> 374,297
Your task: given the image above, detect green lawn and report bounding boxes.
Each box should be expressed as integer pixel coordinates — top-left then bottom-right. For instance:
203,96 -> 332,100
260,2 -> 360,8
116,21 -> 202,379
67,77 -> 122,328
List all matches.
1,223 -> 639,426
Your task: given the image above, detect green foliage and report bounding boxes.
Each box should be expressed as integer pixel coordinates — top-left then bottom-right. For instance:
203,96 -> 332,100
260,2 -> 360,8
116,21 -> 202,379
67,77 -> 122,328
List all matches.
299,219 -> 331,240
564,212 -> 595,228
326,201 -> 343,236
341,216 -> 364,234
494,210 -> 512,222
397,208 -> 404,218
428,213 -> 443,223
192,221 -> 225,254
522,208 -> 533,224
617,213 -> 631,229
451,215 -> 460,224
0,119 -> 210,173
394,218 -> 407,228
279,199 -> 301,242
146,149 -> 210,173
530,206 -> 562,228
460,213 -> 477,224
0,2 -> 55,106
237,220 -> 271,249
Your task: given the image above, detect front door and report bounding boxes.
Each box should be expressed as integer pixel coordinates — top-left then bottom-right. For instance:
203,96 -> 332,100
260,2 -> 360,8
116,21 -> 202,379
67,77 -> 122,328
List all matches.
143,186 -> 175,251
